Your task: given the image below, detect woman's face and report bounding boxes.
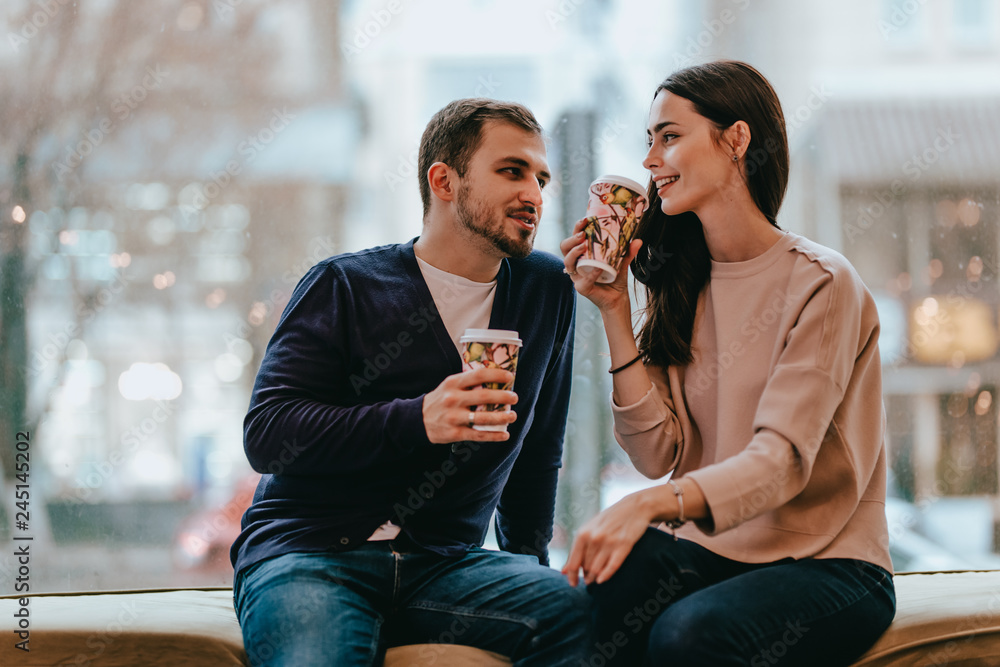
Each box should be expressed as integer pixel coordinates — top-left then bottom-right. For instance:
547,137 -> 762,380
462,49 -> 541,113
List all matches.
643,90 -> 736,218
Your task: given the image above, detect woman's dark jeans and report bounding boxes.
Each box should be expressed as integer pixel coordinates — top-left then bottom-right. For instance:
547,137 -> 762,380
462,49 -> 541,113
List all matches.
585,528 -> 895,667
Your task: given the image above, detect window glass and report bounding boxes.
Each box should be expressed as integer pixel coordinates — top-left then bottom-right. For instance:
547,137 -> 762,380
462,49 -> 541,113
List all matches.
3,0 -> 1000,593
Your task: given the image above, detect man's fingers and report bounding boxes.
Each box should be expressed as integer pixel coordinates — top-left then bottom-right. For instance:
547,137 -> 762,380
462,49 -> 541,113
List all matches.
463,388 -> 517,408
460,407 -> 516,428
453,367 -> 515,389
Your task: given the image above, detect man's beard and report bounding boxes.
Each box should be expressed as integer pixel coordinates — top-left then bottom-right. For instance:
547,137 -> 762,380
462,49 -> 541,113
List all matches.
455,184 -> 535,259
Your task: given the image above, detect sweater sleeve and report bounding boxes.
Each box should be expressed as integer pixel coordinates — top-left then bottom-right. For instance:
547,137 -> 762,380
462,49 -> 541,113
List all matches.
685,264 -> 876,534
610,364 -> 683,479
243,263 -> 431,476
494,285 -> 576,566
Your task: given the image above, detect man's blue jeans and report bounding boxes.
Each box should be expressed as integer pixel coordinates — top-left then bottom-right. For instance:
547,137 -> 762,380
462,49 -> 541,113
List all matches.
234,538 -> 592,666
586,528 -> 896,667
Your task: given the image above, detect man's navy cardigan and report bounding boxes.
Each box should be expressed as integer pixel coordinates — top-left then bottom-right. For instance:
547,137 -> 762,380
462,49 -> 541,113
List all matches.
231,239 -> 576,578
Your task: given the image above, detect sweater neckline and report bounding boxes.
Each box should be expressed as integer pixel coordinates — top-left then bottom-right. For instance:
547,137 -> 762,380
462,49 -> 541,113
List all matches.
710,231 -> 796,279
401,238 -> 511,369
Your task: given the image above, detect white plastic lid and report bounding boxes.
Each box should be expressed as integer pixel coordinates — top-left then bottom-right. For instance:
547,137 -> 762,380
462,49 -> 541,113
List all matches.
590,174 -> 647,196
460,328 -> 522,346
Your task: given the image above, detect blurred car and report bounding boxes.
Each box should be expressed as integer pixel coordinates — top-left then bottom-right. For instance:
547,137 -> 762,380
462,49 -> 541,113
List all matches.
172,473 -> 260,574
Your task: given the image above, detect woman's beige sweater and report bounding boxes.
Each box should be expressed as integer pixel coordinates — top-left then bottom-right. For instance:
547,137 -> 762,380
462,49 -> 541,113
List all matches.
613,232 -> 893,572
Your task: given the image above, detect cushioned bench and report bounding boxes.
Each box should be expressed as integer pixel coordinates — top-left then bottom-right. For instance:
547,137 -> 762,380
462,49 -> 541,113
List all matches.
3,571 -> 1000,665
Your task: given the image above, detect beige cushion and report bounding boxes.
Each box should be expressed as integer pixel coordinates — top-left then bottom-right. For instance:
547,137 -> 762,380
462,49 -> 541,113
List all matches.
3,571 -> 1000,666
853,570 -> 1000,666
0,587 -> 508,666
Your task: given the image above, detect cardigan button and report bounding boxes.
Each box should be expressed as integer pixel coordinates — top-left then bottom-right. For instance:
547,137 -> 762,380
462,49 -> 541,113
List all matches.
339,537 -> 350,545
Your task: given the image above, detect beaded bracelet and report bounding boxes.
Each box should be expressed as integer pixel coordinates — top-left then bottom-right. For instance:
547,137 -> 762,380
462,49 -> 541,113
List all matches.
608,352 -> 643,374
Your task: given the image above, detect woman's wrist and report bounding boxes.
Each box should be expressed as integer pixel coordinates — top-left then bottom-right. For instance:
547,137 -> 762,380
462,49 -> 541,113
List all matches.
599,297 -> 633,322
633,485 -> 673,524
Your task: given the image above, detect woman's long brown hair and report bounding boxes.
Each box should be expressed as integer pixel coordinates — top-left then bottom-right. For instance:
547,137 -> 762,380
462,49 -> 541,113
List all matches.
631,61 -> 789,368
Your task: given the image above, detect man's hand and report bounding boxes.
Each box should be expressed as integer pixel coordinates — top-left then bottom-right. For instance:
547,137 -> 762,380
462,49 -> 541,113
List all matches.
423,368 -> 518,443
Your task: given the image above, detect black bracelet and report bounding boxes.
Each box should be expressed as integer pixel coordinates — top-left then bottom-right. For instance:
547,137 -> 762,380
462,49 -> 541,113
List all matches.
609,353 -> 643,374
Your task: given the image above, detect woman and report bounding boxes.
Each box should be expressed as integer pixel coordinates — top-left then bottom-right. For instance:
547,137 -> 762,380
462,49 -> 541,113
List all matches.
560,61 -> 895,666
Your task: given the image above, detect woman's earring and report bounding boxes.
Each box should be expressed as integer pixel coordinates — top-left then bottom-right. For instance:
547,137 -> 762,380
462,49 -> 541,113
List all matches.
732,154 -> 738,162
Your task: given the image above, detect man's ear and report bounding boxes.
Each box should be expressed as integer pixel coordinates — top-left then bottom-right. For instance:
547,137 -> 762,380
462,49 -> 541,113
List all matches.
427,162 -> 457,203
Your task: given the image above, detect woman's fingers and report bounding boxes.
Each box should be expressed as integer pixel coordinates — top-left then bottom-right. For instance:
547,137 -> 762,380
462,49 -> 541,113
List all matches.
562,535 -> 587,587
595,548 -> 629,585
610,238 -> 643,289
559,230 -> 585,257
559,218 -> 595,256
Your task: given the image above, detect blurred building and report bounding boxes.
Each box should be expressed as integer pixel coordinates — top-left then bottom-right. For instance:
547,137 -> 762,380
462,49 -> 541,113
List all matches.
10,0 -> 357,519
703,0 -> 1000,553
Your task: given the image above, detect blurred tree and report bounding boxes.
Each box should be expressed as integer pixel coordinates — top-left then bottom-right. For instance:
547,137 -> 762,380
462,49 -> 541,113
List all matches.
0,0 -> 274,489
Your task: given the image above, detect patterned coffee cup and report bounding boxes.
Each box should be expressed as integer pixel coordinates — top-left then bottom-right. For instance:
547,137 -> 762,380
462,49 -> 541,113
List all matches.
577,175 -> 649,283
460,329 -> 522,432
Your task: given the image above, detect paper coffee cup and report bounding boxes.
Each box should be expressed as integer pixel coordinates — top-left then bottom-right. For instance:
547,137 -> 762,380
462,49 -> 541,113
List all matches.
460,329 -> 522,432
577,175 -> 649,283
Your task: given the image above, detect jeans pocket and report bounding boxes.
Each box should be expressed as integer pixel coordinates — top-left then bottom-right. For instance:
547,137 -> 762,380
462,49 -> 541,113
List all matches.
234,558 -> 269,616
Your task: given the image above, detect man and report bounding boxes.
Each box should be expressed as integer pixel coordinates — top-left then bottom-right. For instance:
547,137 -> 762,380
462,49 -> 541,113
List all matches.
231,98 -> 588,666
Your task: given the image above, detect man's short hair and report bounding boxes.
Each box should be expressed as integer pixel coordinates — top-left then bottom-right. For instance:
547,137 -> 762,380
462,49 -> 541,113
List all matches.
418,98 -> 543,216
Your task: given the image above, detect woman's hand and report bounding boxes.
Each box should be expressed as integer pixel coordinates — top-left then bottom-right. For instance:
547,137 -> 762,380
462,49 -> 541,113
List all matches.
560,217 -> 643,315
562,489 -> 657,587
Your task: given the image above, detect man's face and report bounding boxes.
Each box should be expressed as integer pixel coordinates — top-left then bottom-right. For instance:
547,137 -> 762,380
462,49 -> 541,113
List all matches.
454,121 -> 550,259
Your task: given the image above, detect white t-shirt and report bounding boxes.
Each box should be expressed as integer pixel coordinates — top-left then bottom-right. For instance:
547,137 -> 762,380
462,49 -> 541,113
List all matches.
367,256 -> 498,541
